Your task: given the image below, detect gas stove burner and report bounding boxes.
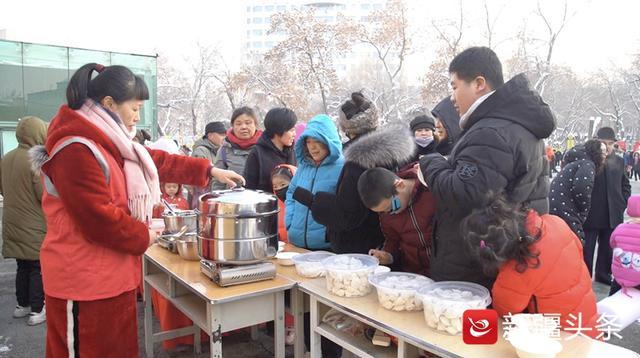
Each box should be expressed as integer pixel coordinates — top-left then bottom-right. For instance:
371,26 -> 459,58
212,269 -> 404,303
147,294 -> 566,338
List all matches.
156,234 -> 177,253
200,260 -> 277,287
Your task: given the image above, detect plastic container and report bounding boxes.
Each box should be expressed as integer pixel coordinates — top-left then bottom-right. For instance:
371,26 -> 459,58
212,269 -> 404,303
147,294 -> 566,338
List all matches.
369,272 -> 433,311
292,251 -> 335,278
417,281 -> 491,335
322,254 -> 379,297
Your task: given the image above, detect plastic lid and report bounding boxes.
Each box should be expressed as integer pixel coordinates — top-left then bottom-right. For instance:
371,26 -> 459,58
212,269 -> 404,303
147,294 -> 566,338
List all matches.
292,251 -> 335,264
417,281 -> 491,306
369,272 -> 433,292
321,254 -> 379,271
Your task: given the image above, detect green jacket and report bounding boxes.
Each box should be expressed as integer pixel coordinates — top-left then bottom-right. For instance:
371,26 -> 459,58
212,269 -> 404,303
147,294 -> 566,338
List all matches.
1,116 -> 47,260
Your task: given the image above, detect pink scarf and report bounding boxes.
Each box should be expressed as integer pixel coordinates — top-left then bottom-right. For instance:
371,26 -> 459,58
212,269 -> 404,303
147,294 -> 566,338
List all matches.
77,100 -> 160,223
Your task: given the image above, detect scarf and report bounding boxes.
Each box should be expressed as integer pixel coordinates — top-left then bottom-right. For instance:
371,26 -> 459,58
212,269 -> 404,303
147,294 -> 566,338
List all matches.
77,100 -> 160,223
225,128 -> 262,150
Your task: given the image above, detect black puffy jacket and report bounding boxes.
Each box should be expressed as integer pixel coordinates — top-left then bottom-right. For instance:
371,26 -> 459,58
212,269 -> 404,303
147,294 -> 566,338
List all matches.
549,145 -> 595,241
419,74 -> 556,289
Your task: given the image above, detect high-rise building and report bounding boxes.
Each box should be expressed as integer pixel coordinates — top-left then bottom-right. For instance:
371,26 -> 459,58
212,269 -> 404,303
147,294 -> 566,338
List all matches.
242,0 -> 388,75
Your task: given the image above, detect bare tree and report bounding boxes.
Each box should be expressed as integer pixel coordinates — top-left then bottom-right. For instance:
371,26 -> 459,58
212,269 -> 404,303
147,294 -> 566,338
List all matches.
422,0 -> 465,105
482,0 -> 508,49
267,8 -> 353,113
532,0 -> 575,96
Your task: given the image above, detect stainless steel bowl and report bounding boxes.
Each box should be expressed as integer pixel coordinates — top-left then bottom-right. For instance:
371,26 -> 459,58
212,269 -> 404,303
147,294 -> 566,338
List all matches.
163,210 -> 198,234
198,235 -> 278,265
175,235 -> 200,261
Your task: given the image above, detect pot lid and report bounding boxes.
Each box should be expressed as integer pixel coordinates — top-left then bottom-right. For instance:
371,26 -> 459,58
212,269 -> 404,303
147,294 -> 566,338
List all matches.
199,188 -> 278,216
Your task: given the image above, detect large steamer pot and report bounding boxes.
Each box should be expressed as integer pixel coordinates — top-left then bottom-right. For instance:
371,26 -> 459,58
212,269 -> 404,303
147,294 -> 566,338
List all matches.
163,210 -> 198,233
198,188 -> 279,264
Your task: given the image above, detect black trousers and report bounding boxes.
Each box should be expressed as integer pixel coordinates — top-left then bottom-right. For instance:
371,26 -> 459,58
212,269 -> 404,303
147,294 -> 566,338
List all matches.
583,228 -> 614,284
16,259 -> 44,313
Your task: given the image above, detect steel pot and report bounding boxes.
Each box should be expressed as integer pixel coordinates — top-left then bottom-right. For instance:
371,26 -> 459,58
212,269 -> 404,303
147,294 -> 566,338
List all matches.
198,188 -> 279,264
163,210 -> 198,234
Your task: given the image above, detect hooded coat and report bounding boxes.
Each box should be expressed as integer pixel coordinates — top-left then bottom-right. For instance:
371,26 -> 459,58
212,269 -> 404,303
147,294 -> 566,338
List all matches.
285,115 -> 344,250
431,97 -> 462,156
419,74 -> 556,289
549,145 -> 596,241
293,124 -> 416,254
1,117 -> 48,260
492,211 -> 599,339
244,133 -> 296,193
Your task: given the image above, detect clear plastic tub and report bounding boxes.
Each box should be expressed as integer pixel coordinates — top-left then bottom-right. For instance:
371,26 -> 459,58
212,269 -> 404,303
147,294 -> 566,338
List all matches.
292,251 -> 335,278
322,254 -> 379,297
369,272 -> 433,311
417,281 -> 491,335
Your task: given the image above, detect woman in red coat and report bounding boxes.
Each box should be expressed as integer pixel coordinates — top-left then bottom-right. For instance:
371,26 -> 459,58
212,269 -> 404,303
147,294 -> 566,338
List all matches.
30,63 -> 244,357
462,193 -> 599,338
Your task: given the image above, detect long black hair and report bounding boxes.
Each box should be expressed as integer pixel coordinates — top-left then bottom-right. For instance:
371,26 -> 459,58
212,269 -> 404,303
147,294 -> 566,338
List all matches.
66,63 -> 149,110
461,192 -> 541,277
584,139 -> 605,174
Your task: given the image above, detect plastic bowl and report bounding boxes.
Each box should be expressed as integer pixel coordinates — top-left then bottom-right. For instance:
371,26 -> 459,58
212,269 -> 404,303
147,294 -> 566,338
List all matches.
417,281 -> 491,335
369,272 -> 433,311
321,254 -> 379,297
292,251 -> 335,278
509,329 -> 563,358
276,251 -> 299,266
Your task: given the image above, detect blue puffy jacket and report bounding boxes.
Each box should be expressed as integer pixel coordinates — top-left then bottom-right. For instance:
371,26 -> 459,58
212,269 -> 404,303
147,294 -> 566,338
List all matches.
285,115 -> 344,249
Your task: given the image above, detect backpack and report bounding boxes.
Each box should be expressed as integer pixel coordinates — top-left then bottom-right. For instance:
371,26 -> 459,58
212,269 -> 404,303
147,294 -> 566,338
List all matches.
611,195 -> 640,292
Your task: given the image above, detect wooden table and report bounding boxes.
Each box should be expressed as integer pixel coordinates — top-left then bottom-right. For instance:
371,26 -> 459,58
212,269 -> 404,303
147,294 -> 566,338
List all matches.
272,244 -> 312,358
299,278 -> 640,358
143,245 -> 295,358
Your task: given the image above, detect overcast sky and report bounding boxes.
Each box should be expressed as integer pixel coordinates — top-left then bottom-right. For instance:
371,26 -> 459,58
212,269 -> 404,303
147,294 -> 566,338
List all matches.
1,0 -> 639,76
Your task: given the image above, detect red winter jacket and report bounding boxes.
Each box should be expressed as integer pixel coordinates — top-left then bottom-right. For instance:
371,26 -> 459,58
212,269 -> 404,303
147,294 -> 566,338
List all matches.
379,168 -> 436,276
492,211 -> 599,338
39,105 -> 211,301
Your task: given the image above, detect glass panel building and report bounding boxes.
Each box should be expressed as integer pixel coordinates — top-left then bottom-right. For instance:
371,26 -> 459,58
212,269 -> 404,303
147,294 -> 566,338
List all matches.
0,39 -> 157,156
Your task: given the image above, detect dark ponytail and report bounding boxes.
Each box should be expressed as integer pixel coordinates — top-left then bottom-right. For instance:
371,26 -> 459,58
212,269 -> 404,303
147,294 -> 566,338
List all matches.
461,192 -> 541,276
66,63 -> 149,110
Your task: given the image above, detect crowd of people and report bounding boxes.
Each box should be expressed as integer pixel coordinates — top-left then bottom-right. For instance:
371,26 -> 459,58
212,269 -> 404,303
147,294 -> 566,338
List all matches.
1,45 -> 638,357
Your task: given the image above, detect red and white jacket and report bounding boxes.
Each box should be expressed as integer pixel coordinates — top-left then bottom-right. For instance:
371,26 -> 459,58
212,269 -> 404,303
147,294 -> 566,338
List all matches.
32,105 -> 211,301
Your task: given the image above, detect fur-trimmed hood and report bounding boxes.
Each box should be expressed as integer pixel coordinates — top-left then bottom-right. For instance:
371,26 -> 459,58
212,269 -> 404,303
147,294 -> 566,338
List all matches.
29,145 -> 48,177
344,124 -> 416,169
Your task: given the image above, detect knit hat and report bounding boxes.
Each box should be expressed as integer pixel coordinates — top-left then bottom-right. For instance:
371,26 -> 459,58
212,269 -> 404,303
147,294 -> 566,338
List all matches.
339,92 -> 378,137
596,127 -> 616,141
205,121 -> 226,135
410,114 -> 436,132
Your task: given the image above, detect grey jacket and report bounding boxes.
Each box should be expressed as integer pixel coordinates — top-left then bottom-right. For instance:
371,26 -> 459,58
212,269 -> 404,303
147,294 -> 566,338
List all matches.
212,139 -> 255,190
192,138 -> 219,164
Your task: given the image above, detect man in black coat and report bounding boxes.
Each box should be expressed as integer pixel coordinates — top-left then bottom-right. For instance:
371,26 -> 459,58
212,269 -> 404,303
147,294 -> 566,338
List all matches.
583,127 -> 631,285
419,47 -> 556,290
